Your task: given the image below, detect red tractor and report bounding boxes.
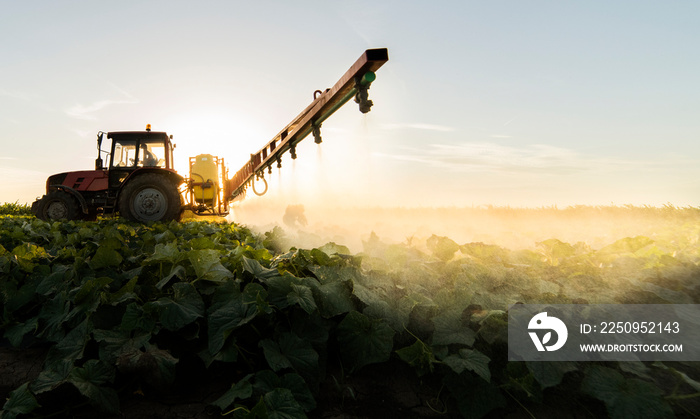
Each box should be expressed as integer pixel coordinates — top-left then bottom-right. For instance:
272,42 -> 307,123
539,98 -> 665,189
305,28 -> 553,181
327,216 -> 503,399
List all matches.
32,126 -> 184,222
31,48 -> 389,223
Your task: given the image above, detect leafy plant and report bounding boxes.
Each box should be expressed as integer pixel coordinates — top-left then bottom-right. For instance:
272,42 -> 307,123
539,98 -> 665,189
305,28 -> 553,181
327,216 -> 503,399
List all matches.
0,202 -> 32,216
1,207 -> 699,418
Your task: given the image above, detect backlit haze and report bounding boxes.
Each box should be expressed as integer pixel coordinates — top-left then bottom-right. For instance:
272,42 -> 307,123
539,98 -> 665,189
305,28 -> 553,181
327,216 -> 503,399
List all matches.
2,1 -> 699,244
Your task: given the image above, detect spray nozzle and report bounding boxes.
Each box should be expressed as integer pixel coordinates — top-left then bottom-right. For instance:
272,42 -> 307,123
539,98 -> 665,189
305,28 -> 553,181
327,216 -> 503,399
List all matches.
312,123 -> 322,144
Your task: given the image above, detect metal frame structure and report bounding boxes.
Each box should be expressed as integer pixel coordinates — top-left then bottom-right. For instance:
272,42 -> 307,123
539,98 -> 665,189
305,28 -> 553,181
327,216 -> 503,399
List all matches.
225,48 -> 389,201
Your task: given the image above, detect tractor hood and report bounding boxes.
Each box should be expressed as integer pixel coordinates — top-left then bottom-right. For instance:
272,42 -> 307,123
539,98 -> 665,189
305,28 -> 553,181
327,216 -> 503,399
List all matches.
46,170 -> 108,193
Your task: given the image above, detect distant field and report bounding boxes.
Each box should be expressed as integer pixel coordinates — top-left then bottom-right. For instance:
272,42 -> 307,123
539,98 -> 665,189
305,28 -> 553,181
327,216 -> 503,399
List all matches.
233,203 -> 700,252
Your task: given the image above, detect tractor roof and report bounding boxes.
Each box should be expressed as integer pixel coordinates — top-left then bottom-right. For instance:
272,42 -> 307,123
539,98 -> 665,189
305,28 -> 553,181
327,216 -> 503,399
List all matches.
107,131 -> 170,141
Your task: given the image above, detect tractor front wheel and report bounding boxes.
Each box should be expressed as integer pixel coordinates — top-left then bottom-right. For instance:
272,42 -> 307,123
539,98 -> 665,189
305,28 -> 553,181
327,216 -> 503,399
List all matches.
35,191 -> 81,221
119,173 -> 181,223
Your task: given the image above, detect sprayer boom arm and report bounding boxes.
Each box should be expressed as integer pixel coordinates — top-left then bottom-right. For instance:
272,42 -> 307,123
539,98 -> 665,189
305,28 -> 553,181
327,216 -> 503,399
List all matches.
225,48 -> 389,201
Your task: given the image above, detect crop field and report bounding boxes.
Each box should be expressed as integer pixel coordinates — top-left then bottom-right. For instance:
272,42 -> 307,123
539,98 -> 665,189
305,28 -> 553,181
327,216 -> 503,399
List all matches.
1,203 -> 699,418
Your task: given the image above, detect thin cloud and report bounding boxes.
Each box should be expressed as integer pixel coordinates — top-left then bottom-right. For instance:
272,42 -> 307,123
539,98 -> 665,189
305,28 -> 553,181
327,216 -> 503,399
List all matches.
71,128 -> 96,139
381,123 -> 455,132
65,98 -> 137,120
0,88 -> 35,102
377,142 -> 686,176
0,165 -> 48,180
64,84 -> 138,120
503,117 -> 517,126
0,88 -> 54,113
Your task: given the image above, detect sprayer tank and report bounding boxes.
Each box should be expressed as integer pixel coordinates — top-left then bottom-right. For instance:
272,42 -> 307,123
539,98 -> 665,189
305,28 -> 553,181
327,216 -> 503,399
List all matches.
190,154 -> 219,205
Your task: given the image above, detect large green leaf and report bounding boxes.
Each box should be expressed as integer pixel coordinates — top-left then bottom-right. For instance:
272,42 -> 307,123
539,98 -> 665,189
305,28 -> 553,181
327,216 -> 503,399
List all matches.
252,371 -> 316,412
259,332 -> 319,379
598,236 -> 655,255
3,317 -> 38,347
11,243 -> 48,272
241,255 -> 279,281
263,274 -> 297,309
652,362 -> 700,391
68,359 -> 119,415
317,242 -> 351,256
155,265 -> 186,290
277,373 -> 316,412
36,264 -> 72,295
475,310 -> 508,345
4,275 -> 39,313
241,282 -> 272,314
39,292 -> 70,342
93,328 -> 151,363
189,236 -> 217,250
144,242 -> 180,264
189,249 -> 233,282
88,246 -> 123,269
460,242 -> 511,263
442,348 -> 491,383
353,282 -> 407,331
395,339 -> 436,376
210,374 -> 254,411
289,310 -> 330,347
286,284 -> 317,314
427,234 -> 460,261
207,279 -> 241,313
31,359 -> 72,394
120,302 -> 157,333
114,343 -> 179,389
581,365 -> 673,419
336,311 -> 395,372
74,276 -> 112,304
1,383 -> 40,419
315,280 -> 355,318
308,265 -> 359,284
536,238 -> 577,265
526,361 -> 577,389
208,296 -> 258,355
264,388 -> 307,419
44,319 -> 91,369
431,310 -> 476,346
144,282 -> 204,331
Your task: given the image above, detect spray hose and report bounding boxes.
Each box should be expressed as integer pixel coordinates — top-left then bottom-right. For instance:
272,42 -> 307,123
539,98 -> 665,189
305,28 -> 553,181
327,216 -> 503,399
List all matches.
252,173 -> 268,196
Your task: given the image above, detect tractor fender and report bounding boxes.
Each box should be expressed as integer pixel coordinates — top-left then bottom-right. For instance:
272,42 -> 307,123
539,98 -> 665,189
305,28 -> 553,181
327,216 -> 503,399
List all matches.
48,184 -> 89,214
116,168 -> 184,198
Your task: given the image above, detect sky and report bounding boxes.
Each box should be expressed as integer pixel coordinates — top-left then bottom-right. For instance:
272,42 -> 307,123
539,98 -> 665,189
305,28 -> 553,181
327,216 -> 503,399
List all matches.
1,0 -> 699,209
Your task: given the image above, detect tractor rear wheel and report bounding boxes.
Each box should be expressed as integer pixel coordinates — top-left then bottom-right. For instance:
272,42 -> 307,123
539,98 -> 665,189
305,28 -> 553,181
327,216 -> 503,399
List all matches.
119,173 -> 181,222
36,191 -> 81,221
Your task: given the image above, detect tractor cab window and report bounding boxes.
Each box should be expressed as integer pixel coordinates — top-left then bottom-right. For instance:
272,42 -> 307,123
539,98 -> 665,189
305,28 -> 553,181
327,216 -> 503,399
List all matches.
138,142 -> 166,168
112,140 -> 137,167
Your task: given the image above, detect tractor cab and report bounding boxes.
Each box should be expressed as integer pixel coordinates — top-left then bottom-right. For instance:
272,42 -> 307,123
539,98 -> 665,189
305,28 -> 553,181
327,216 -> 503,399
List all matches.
96,127 -> 176,189
96,127 -> 174,170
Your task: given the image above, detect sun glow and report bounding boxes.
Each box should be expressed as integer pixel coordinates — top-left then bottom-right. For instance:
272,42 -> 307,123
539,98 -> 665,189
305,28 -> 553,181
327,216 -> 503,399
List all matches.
161,108 -> 270,178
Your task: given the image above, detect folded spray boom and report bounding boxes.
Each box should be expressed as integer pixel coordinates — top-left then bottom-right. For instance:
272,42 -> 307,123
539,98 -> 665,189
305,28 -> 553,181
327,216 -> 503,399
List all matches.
222,48 -> 389,202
